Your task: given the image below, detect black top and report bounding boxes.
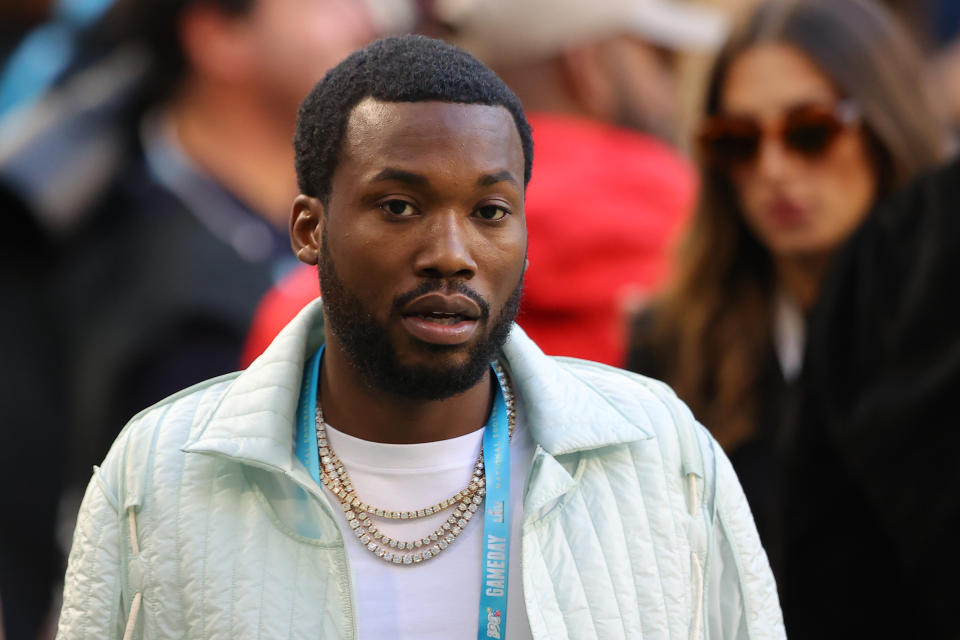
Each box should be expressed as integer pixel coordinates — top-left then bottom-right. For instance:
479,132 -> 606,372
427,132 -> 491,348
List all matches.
629,155 -> 960,638
784,156 -> 960,639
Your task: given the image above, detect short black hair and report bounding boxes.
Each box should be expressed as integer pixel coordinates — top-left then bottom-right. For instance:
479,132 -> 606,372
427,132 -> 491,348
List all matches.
294,35 -> 533,203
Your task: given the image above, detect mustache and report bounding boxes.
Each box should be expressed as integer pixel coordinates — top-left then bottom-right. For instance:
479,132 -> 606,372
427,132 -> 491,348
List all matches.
391,280 -> 490,320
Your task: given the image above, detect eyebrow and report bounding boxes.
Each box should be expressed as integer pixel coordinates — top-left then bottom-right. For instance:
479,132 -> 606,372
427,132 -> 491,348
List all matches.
476,170 -> 520,188
369,167 -> 520,189
370,168 -> 429,186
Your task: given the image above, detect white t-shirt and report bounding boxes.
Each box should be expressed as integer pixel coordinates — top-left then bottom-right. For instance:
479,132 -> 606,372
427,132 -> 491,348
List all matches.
773,291 -> 806,382
323,403 -> 534,640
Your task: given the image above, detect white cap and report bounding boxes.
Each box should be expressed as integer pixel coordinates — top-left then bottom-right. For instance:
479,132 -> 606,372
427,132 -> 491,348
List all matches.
436,0 -> 727,65
363,0 -> 420,35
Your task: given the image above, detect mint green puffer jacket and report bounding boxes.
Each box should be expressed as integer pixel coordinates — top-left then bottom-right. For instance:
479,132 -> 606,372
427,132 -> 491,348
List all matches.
57,300 -> 785,639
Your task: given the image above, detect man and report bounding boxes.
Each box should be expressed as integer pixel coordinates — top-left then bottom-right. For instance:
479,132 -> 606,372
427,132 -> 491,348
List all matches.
0,0 -> 391,635
58,35 -> 784,639
240,0 -> 724,367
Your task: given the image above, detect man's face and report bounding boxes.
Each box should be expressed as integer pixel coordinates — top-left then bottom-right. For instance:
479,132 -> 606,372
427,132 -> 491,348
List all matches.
307,99 -> 527,399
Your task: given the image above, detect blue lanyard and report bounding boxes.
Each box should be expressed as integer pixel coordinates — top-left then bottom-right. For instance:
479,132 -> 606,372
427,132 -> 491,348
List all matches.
295,345 -> 324,483
294,346 -> 511,640
478,365 -> 511,639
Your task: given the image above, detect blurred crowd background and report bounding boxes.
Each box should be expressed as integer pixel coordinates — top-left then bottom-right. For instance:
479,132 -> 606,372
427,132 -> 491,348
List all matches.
1,0 -> 959,638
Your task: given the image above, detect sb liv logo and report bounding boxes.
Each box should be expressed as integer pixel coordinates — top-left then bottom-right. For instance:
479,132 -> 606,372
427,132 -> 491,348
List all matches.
486,608 -> 502,639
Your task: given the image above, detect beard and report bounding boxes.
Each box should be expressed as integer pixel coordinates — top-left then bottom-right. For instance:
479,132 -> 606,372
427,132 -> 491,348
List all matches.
317,232 -> 524,401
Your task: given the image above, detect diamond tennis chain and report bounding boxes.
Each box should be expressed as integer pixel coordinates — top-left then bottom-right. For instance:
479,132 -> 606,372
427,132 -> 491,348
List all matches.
316,361 -> 516,565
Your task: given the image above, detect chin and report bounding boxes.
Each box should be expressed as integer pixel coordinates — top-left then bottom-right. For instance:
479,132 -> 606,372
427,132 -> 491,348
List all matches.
771,238 -> 836,262
382,356 -> 490,401
398,340 -> 478,367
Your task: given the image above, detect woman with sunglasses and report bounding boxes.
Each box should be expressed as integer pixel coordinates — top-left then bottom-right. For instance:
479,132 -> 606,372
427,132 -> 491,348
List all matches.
626,0 -> 949,629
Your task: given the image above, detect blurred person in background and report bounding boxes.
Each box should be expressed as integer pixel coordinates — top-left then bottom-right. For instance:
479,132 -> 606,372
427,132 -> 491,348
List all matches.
0,0 -> 57,67
928,1 -> 960,131
0,0 -> 114,116
0,1 -> 410,637
240,0 -> 726,368
787,103 -> 960,639
626,0 -> 950,635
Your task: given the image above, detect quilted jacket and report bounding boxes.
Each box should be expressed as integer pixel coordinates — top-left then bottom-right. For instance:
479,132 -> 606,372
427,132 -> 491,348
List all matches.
57,299 -> 785,639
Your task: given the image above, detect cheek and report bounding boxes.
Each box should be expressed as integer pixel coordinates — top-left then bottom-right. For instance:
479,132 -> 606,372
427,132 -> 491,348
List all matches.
323,222 -> 387,286
487,232 -> 527,287
729,167 -> 768,228
815,136 -> 876,238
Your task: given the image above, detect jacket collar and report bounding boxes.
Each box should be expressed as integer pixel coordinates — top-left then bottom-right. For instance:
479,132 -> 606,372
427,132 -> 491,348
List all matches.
181,298 -> 326,472
183,298 -> 653,471
501,327 -> 654,455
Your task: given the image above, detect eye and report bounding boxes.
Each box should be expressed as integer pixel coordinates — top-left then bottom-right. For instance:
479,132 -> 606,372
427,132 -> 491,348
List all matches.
475,204 -> 510,221
380,199 -> 418,217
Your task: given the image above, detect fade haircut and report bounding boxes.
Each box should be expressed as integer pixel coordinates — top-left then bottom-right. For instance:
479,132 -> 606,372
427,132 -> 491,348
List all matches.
294,34 -> 533,204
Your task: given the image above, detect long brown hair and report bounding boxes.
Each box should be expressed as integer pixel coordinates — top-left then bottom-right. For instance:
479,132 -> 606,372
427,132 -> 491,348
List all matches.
646,0 -> 948,449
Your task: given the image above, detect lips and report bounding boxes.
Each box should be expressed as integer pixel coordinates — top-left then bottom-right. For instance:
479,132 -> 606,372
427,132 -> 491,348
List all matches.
766,197 -> 807,228
400,293 -> 483,345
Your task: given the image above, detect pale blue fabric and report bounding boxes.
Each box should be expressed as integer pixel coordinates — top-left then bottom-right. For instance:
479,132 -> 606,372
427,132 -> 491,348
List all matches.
57,299 -> 785,639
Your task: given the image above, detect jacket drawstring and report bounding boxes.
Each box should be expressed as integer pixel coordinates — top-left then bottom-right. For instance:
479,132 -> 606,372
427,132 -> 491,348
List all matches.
123,507 -> 142,640
690,552 -> 704,639
687,473 -> 703,639
687,473 -> 698,518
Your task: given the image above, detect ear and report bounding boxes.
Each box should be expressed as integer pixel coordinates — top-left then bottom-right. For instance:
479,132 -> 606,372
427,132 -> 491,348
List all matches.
290,194 -> 324,265
559,44 -> 617,120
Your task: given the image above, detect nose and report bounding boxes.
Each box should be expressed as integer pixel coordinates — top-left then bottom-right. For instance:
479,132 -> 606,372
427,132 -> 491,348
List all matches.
413,212 -> 478,280
754,136 -> 790,182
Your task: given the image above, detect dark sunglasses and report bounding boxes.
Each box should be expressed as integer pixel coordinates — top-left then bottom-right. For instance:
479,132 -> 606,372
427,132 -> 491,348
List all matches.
697,100 -> 861,168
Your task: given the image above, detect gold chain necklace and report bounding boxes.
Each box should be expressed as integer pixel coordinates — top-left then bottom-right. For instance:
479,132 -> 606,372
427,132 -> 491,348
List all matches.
316,361 -> 515,565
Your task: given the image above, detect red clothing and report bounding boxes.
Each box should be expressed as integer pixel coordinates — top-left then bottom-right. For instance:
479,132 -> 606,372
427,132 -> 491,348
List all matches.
241,113 -> 695,367
517,114 -> 695,365
241,264 -> 319,367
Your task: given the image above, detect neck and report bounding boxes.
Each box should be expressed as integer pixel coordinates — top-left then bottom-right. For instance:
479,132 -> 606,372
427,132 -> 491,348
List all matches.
774,252 -> 832,312
318,338 -> 495,444
166,79 -> 298,228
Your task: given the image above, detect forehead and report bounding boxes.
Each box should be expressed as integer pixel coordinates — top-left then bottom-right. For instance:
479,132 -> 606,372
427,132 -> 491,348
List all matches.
337,98 -> 525,181
722,43 -> 838,118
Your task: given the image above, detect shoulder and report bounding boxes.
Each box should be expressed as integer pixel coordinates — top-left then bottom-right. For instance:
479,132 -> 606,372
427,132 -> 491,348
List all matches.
553,354 -> 682,413
536,357 -> 749,563
536,354 -> 718,496
505,325 -> 712,462
550,358 -> 766,566
879,155 -> 960,235
559,356 -> 711,446
95,373 -> 240,498
842,156 -> 960,293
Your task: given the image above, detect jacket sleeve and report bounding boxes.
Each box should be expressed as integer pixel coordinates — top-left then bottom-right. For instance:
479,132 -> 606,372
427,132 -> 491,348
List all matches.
705,444 -> 785,639
56,468 -> 125,639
